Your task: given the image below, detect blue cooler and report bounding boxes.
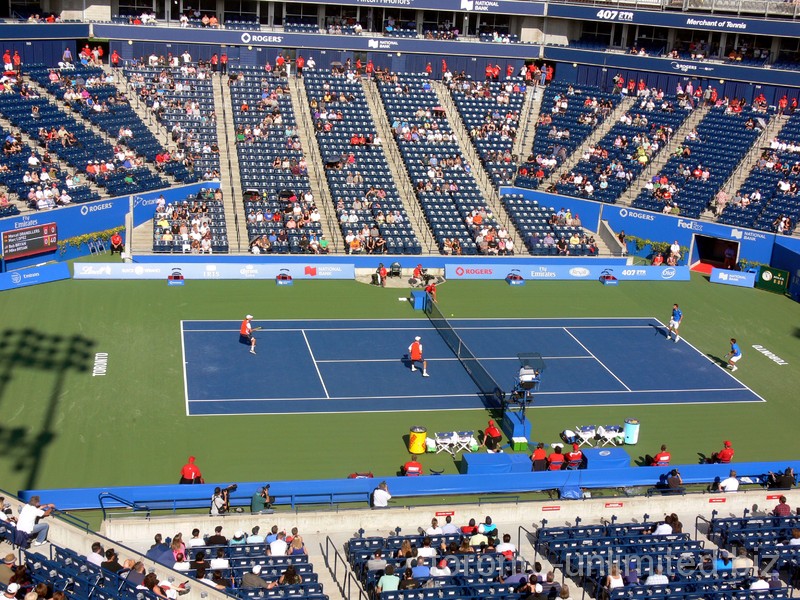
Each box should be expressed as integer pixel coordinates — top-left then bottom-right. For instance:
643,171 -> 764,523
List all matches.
623,418 -> 640,445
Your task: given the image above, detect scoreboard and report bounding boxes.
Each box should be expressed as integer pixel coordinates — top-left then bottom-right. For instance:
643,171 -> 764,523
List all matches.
2,223 -> 59,260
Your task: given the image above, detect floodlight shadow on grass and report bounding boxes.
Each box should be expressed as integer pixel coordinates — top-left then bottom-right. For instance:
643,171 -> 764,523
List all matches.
0,330 -> 96,489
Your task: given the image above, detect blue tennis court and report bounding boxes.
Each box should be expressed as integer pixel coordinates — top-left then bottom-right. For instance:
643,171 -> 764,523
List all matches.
180,317 -> 764,416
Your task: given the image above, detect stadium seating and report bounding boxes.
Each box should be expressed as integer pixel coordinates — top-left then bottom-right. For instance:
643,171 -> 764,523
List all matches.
123,63 -> 220,180
501,193 -> 593,255
378,73 -> 512,254
449,78 -> 526,187
515,82 -> 621,190
304,70 -> 422,254
631,106 -> 769,219
228,67 -> 325,253
151,188 -> 229,253
554,95 -> 691,204
33,65 -> 193,183
719,112 -> 800,234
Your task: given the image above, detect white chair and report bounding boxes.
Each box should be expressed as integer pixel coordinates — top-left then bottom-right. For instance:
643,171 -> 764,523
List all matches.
435,432 -> 458,455
596,425 -> 623,447
575,425 -> 597,447
454,431 -> 475,454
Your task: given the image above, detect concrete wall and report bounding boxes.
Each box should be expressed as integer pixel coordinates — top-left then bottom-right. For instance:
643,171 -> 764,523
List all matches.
100,488 -> 800,550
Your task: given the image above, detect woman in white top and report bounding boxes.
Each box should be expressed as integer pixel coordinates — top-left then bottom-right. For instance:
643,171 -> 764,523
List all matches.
605,564 -> 625,591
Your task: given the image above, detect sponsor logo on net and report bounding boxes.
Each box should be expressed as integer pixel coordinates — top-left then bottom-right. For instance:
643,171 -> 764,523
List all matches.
240,33 -> 284,44
617,208 -> 655,221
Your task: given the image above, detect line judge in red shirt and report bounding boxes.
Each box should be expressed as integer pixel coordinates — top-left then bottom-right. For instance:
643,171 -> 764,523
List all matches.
179,456 -> 203,484
240,314 -> 256,354
408,336 -> 428,377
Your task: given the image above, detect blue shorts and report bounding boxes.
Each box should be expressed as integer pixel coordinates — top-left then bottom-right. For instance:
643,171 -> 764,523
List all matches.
239,334 -> 253,345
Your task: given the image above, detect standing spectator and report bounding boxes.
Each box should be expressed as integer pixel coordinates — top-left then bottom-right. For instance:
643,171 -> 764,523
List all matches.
17,496 -> 55,546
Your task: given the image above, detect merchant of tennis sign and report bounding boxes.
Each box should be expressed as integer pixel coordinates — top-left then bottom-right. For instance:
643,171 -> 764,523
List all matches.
445,264 -> 690,281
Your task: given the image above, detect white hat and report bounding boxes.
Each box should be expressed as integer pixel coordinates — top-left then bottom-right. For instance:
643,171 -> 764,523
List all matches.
246,315 -> 253,319
252,565 -> 261,574
415,336 -> 421,341
6,584 -> 20,595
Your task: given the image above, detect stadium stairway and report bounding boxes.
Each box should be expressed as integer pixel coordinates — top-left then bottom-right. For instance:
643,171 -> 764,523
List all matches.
361,77 -> 438,254
213,74 -> 246,252
512,84 -> 545,160
432,79 -> 529,253
288,76 -> 345,253
716,113 -> 791,211
538,95 -> 636,191
617,104 -> 711,207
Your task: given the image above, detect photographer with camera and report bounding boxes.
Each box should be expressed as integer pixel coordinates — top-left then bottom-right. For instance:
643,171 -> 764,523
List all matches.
250,484 -> 273,514
210,484 -> 238,516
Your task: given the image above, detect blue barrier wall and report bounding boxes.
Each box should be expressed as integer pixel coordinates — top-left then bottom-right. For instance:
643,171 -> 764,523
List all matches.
20,460 -> 800,511
501,188 -> 778,266
501,186 -> 604,234
0,183 -> 215,270
771,237 -> 800,300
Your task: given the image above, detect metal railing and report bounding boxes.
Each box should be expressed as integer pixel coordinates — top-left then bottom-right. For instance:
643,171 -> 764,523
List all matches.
323,536 -> 370,600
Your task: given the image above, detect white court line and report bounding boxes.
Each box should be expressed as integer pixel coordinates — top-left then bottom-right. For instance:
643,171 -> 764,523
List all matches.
315,356 -> 593,363
182,325 -> 658,333
183,316 -> 660,323
651,317 -> 768,403
563,327 -> 632,392
180,320 -> 190,418
189,397 -> 766,416
187,386 -> 751,403
302,329 -> 330,399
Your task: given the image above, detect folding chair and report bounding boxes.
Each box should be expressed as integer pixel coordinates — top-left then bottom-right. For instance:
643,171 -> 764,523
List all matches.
575,425 -> 597,447
596,425 -> 623,446
454,431 -> 475,454
435,432 -> 457,456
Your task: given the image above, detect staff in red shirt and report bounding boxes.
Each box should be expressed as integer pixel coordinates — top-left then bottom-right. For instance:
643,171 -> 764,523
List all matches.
650,444 -> 671,466
240,314 -> 256,354
548,446 -> 565,470
408,336 -> 428,377
566,443 -> 583,469
110,232 -> 124,255
531,442 -> 547,471
481,420 -> 502,452
403,455 -> 422,476
710,440 -> 734,464
296,54 -> 305,78
179,456 -> 203,484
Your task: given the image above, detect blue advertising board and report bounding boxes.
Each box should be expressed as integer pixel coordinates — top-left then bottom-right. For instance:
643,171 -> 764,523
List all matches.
0,262 -> 70,291
445,263 -> 690,281
73,262 -> 356,280
601,205 -> 776,265
0,23 -> 89,40
543,47 -> 800,88
95,25 -> 541,61
709,267 -> 756,288
545,4 -> 800,37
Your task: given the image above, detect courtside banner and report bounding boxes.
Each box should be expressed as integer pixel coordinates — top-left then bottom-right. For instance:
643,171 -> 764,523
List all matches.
0,262 -> 71,292
445,264 -> 689,281
73,262 -> 355,280
710,268 -> 755,288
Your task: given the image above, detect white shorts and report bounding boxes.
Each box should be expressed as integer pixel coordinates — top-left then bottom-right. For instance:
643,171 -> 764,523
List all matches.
730,354 -> 742,363
669,319 -> 681,329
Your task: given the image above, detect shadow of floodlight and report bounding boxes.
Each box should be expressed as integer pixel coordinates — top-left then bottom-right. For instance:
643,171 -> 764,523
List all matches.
0,329 -> 95,489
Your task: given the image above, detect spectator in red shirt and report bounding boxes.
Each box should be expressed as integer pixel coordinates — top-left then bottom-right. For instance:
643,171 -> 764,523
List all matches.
403,455 -> 422,476
649,444 -> 671,466
773,496 -> 791,517
548,446 -> 565,470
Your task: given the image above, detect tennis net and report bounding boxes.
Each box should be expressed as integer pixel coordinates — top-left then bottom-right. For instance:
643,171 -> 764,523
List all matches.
424,298 -> 504,403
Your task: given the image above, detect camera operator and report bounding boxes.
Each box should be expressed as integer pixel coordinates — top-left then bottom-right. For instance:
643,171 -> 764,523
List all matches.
210,484 -> 238,516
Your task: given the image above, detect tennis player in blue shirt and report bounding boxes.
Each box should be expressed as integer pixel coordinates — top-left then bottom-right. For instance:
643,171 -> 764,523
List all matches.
666,303 -> 682,342
725,338 -> 742,372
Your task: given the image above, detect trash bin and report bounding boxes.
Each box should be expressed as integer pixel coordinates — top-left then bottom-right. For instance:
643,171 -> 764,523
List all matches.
408,426 -> 427,454
623,419 -> 640,445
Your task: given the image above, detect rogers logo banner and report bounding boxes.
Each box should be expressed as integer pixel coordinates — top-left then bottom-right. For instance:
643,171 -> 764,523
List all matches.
304,266 -> 317,276
455,267 -> 493,276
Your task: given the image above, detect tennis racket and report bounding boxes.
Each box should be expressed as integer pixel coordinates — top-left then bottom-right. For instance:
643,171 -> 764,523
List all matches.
252,326 -> 263,331
723,352 -> 732,360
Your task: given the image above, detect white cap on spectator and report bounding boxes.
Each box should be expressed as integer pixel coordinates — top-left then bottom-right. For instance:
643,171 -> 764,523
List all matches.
246,315 -> 253,319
